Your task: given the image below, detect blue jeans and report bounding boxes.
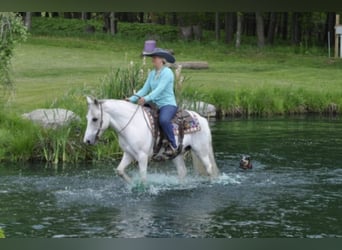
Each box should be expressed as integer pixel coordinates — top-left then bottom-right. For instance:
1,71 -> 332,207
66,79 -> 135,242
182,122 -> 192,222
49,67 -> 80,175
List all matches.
159,105 -> 178,148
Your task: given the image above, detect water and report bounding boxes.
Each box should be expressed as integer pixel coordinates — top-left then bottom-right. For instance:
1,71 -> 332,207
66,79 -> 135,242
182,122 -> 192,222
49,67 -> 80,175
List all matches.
0,116 -> 341,238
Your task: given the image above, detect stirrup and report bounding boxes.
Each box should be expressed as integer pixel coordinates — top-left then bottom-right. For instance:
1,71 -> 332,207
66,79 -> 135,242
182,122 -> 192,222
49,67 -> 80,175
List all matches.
164,146 -> 177,156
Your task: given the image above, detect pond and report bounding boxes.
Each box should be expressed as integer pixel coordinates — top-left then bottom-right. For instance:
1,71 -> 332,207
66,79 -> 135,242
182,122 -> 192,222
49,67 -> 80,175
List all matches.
0,116 -> 341,238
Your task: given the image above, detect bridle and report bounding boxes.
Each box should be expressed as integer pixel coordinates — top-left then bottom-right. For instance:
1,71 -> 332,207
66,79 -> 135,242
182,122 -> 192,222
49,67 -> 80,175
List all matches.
95,102 -> 104,140
94,101 -> 142,141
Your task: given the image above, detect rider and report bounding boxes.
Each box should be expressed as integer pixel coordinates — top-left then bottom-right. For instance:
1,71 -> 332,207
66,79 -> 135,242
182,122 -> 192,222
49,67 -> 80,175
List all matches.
127,47 -> 178,157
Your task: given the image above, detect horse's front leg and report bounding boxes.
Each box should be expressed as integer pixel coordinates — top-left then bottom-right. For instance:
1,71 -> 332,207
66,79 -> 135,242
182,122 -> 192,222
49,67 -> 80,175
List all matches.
116,152 -> 133,184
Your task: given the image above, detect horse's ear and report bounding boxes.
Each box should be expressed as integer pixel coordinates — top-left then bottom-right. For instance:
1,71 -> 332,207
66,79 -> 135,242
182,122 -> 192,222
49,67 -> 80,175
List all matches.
86,96 -> 94,105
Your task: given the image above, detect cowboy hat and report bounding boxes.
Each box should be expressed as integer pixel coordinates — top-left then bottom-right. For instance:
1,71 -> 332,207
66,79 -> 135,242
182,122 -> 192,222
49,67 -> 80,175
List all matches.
143,47 -> 176,64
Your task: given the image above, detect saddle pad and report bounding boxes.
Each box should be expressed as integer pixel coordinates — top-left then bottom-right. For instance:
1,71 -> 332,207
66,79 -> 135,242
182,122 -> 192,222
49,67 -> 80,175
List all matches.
172,111 -> 201,135
143,107 -> 201,136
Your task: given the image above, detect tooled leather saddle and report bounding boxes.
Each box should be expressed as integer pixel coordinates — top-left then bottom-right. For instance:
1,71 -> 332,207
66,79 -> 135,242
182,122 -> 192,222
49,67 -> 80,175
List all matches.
143,104 -> 201,161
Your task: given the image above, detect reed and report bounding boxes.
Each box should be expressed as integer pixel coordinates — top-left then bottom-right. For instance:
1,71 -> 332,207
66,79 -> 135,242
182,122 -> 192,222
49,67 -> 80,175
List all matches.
98,60 -> 148,99
0,227 -> 5,238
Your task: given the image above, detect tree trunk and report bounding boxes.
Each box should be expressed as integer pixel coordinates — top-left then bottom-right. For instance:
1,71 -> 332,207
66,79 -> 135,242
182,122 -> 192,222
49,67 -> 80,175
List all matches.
281,12 -> 288,40
236,13 -> 243,48
24,12 -> 32,30
103,12 -> 110,33
193,25 -> 202,40
157,15 -> 166,25
256,12 -> 265,48
215,12 -> 220,41
267,12 -> 277,45
173,61 -> 209,69
139,12 -> 144,23
324,12 -> 336,47
171,12 -> 177,26
245,13 -> 255,36
224,12 -> 234,44
81,12 -> 91,20
291,12 -> 302,45
110,12 -> 116,35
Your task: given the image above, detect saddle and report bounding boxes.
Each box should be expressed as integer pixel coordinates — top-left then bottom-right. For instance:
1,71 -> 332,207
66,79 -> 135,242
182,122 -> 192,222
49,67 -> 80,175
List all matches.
143,104 -> 201,161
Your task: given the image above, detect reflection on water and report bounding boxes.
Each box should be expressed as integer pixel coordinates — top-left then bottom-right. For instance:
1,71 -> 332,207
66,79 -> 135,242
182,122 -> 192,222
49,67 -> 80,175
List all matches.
0,116 -> 341,238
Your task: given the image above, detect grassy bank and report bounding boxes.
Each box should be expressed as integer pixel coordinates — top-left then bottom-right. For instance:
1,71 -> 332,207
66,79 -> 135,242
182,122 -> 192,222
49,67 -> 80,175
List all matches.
2,19 -> 342,164
11,35 -> 342,115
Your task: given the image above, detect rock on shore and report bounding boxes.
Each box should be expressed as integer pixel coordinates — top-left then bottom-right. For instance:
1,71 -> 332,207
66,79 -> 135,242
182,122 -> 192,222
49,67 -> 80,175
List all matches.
22,108 -> 80,129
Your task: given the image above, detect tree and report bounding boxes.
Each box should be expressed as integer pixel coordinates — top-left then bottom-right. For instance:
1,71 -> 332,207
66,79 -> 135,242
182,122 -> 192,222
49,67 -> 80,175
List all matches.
267,12 -> 277,45
81,12 -> 91,20
291,12 -> 302,45
24,12 -> 32,30
255,12 -> 265,47
110,12 -> 116,35
281,12 -> 289,40
236,12 -> 243,48
215,12 -> 220,41
224,12 -> 234,44
0,12 -> 27,98
325,12 -> 336,47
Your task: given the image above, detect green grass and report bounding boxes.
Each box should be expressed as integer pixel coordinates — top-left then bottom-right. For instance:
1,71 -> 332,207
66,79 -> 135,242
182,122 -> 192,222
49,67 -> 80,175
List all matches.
10,34 -> 342,116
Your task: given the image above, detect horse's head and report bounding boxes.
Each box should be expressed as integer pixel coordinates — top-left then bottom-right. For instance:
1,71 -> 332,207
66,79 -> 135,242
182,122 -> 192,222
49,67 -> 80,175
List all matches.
83,96 -> 110,145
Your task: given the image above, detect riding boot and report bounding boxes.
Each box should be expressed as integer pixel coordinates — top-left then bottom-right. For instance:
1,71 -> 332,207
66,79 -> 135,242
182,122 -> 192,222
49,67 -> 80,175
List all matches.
163,144 -> 179,157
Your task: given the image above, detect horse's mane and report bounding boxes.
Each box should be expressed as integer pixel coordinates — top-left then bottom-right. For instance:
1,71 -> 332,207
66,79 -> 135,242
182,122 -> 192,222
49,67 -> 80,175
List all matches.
100,99 -> 139,114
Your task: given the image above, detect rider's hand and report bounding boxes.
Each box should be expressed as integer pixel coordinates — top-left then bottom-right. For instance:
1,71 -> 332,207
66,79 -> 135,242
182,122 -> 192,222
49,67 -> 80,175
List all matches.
138,97 -> 145,105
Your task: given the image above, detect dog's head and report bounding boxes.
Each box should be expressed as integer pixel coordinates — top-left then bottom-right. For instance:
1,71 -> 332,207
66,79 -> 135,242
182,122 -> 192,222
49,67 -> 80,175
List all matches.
239,155 -> 252,170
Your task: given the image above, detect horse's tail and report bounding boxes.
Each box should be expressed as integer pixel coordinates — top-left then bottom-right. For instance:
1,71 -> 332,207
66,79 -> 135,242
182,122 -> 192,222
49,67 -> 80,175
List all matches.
190,114 -> 220,177
208,144 -> 220,177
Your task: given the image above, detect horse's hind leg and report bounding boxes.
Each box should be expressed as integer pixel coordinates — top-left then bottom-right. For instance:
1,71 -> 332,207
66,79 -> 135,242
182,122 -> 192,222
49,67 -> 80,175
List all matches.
172,155 -> 187,182
116,152 -> 133,183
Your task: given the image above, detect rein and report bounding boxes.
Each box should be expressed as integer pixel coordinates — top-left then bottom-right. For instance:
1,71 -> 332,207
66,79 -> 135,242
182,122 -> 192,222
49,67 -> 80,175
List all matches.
95,102 -> 104,140
117,104 -> 141,134
95,101 -> 145,140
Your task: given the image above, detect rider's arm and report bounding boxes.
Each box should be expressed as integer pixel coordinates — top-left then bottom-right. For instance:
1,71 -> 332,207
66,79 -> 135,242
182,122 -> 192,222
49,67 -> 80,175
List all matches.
128,73 -> 152,103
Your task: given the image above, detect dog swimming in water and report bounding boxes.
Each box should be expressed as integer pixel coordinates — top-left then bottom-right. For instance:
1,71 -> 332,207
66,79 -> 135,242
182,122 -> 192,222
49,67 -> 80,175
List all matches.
239,155 -> 252,170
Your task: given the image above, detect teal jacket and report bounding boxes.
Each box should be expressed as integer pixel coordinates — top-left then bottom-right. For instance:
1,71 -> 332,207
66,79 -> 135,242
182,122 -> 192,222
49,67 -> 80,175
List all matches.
129,66 -> 177,108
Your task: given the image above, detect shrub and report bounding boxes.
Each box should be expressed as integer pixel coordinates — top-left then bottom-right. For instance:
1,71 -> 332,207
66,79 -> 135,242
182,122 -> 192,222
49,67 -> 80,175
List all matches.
0,12 -> 27,98
0,109 -> 38,162
30,17 -> 179,41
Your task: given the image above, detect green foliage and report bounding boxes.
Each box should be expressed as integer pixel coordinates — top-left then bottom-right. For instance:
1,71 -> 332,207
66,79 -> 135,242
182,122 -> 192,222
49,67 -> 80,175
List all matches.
31,17 -> 103,36
98,60 -> 147,99
0,227 -> 5,238
118,22 -> 178,41
187,85 -> 341,117
0,12 -> 27,89
0,109 -> 37,162
30,17 -> 179,41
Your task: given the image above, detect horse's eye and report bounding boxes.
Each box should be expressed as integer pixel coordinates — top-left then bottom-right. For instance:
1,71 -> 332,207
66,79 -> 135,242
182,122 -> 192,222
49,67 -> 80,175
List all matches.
92,118 -> 98,122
